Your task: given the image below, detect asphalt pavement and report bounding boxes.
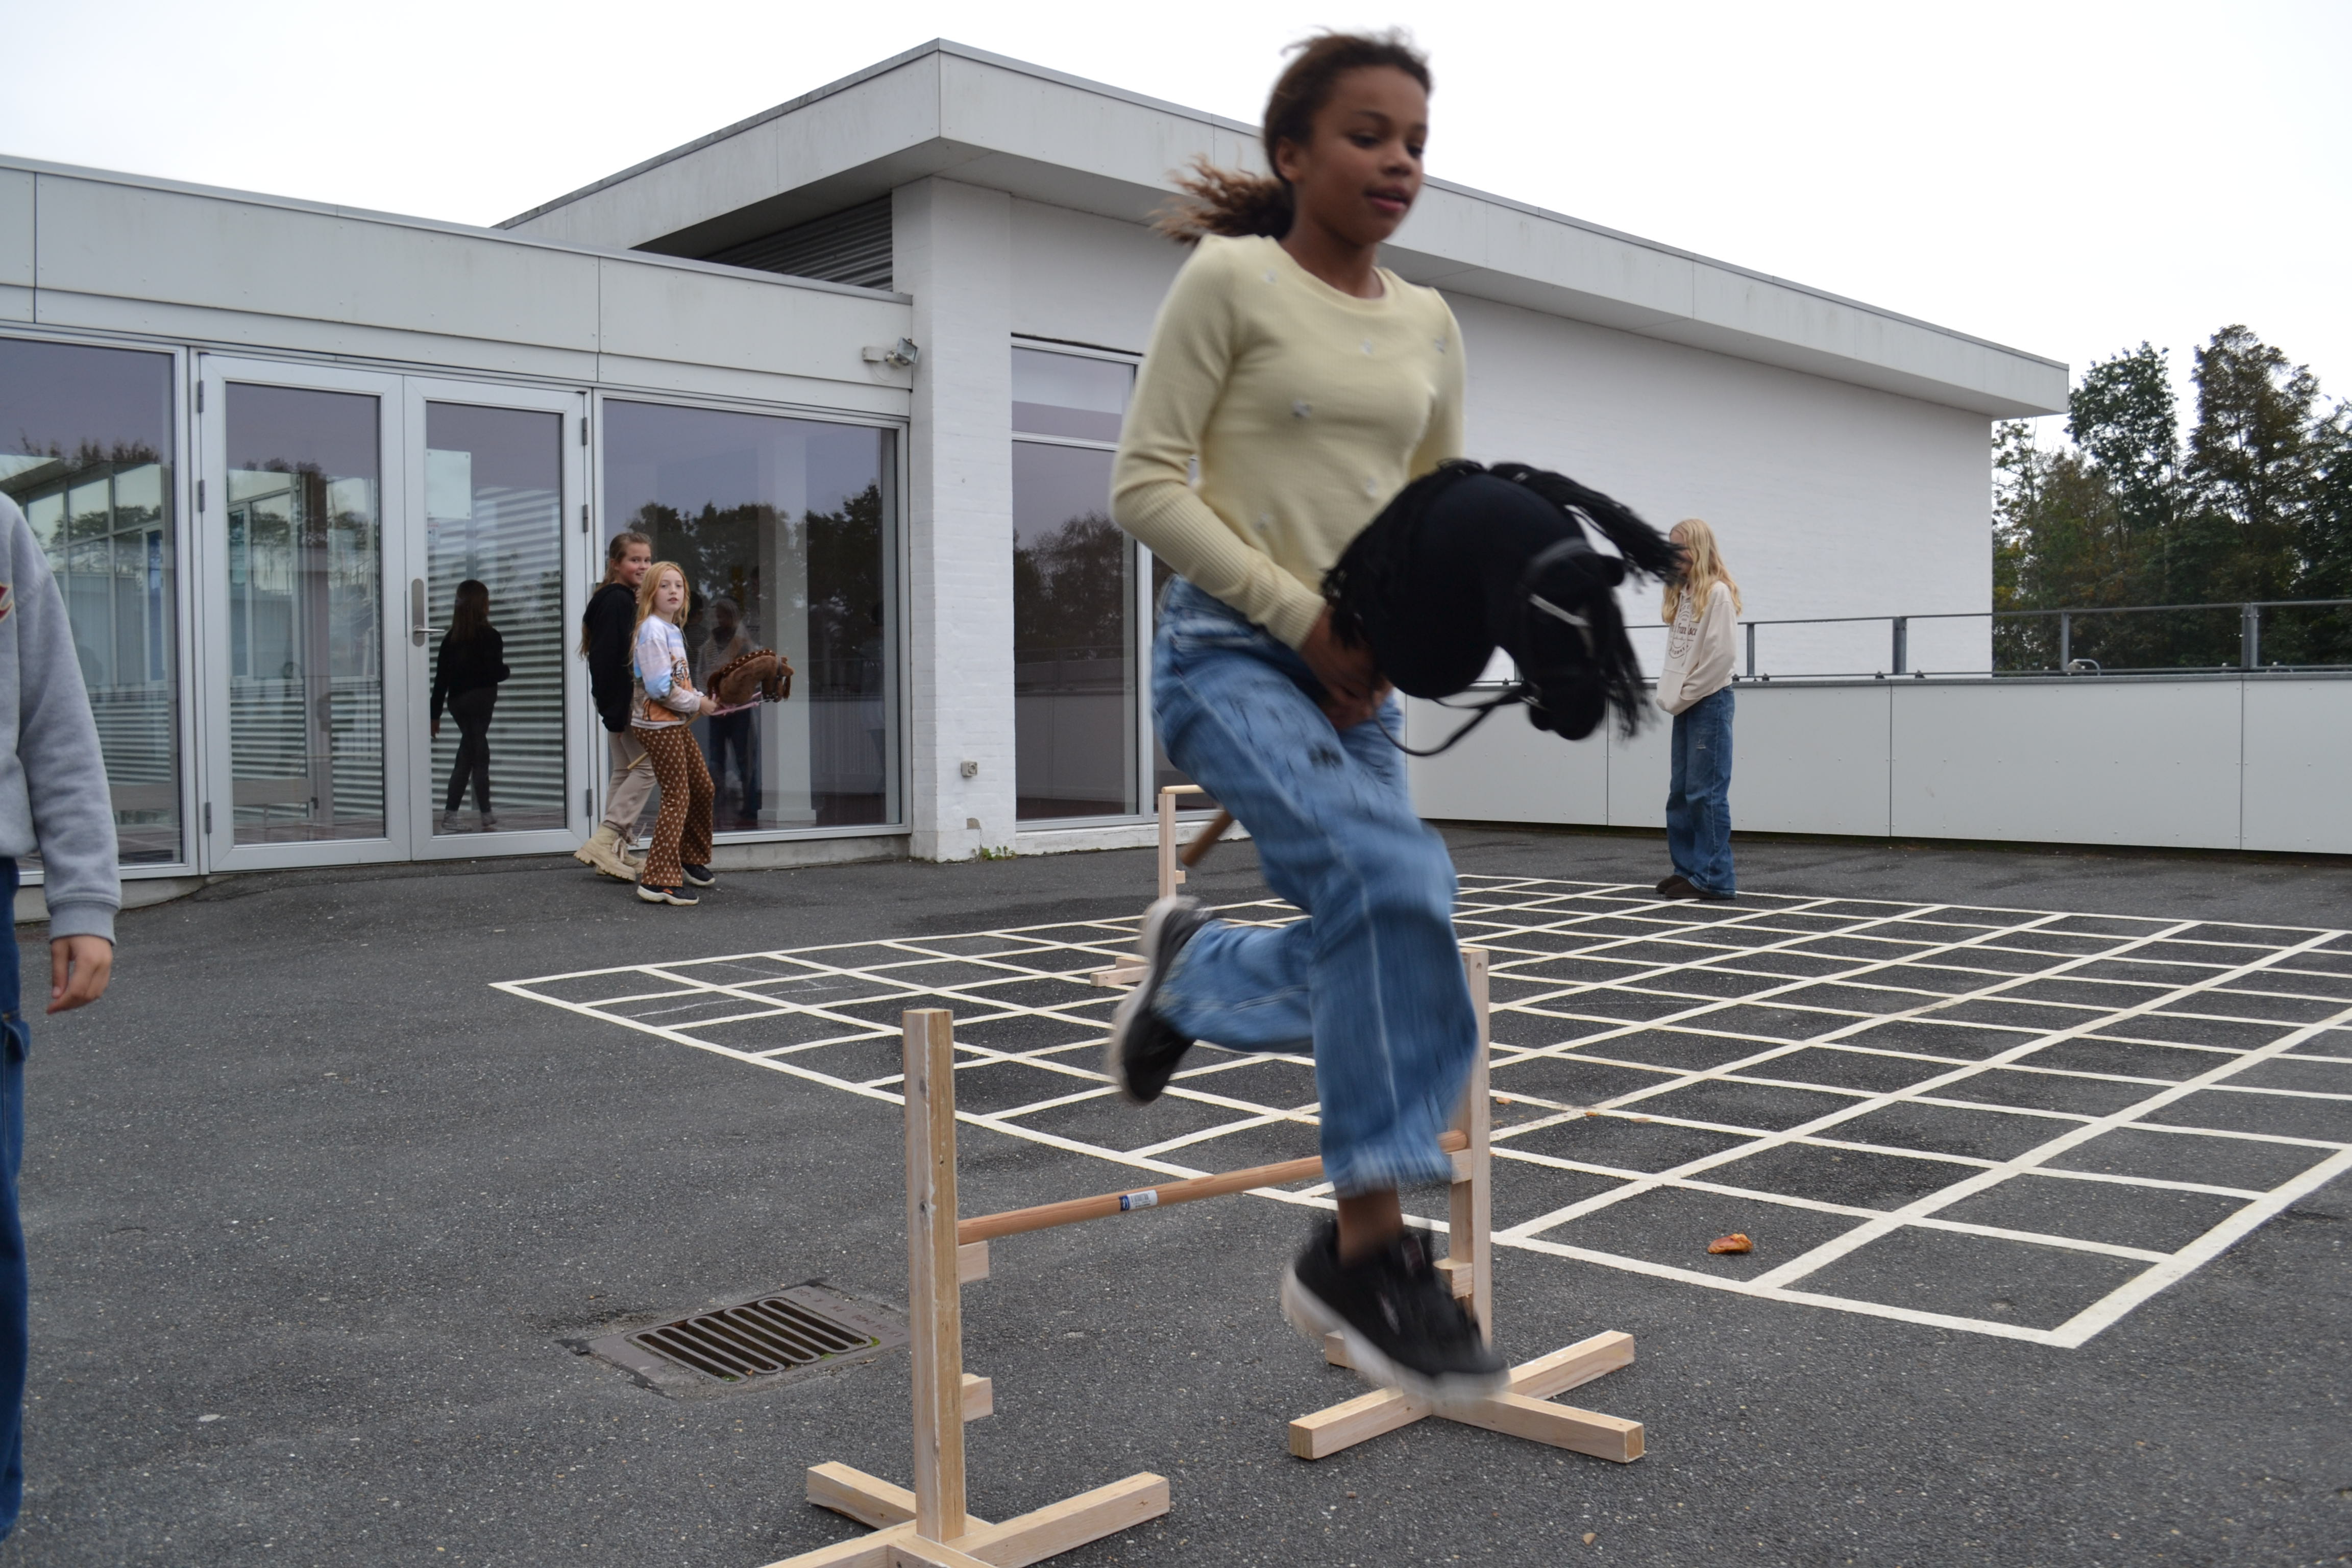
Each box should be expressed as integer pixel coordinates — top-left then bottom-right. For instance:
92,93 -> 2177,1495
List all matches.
2,826 -> 2346,1568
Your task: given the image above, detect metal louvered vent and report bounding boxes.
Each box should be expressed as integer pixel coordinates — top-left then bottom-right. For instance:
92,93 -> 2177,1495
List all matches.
568,1282 -> 906,1400
706,199 -> 893,290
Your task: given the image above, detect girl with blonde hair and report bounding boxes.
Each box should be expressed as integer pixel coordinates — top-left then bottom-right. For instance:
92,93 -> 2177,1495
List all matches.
1655,519 -> 1742,900
629,562 -> 717,906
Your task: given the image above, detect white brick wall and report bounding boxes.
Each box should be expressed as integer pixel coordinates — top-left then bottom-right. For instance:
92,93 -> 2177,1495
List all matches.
897,179 -> 1018,860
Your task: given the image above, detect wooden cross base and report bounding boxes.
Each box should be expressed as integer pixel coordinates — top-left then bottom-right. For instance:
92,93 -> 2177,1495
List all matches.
1290,1329 -> 1645,1462
769,1465 -> 1168,1567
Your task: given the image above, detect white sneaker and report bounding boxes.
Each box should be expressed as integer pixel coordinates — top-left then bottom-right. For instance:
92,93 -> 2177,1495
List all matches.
478,811 -> 499,832
438,811 -> 462,834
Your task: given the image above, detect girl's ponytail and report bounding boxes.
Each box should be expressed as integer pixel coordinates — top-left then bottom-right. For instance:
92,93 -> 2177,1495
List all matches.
1158,160 -> 1294,242
1155,30 -> 1431,245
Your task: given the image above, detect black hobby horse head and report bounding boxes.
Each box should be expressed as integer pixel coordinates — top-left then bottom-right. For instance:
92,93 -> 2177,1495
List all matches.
1322,461 -> 1684,751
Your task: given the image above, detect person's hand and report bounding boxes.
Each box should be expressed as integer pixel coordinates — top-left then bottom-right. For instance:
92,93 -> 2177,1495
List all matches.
430,722 -> 440,740
48,935 -> 111,1014
1300,608 -> 1390,729
698,694 -> 718,717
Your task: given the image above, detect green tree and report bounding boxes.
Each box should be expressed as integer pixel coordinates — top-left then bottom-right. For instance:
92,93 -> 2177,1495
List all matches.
2180,324 -> 2317,603
1992,326 -> 2351,670
2284,405 -> 2352,661
1991,420 -> 2139,668
2068,342 -> 2177,562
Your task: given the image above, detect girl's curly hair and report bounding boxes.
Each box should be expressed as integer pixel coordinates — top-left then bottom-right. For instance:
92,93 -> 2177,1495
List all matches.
1156,30 -> 1431,243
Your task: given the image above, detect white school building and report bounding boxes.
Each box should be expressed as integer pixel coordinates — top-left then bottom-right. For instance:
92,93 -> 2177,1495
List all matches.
13,38 -> 2168,905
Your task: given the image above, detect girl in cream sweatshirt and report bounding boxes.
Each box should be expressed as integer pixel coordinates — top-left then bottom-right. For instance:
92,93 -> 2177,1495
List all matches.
1655,519 -> 1741,899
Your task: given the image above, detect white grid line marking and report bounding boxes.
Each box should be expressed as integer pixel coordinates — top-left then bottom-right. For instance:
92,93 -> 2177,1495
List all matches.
496,878 -> 2352,1348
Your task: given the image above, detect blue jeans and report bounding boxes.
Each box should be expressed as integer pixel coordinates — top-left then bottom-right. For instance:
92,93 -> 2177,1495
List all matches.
1666,686 -> 1736,896
1148,581 -> 1475,1197
0,861 -> 26,1538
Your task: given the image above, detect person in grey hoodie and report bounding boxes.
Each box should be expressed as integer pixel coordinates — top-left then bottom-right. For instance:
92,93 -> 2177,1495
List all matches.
0,492 -> 118,1540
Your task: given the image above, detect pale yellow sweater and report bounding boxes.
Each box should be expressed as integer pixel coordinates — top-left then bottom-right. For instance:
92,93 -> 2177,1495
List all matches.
1111,234 -> 1466,649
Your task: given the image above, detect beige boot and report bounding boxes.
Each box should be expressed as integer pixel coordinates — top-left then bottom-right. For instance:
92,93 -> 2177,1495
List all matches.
574,823 -> 637,881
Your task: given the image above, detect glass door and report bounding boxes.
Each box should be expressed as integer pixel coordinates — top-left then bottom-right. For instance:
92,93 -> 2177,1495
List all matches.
401,380 -> 587,857
195,357 -> 409,871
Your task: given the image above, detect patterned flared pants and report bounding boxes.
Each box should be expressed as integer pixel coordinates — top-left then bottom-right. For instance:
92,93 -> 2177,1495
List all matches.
633,723 -> 713,888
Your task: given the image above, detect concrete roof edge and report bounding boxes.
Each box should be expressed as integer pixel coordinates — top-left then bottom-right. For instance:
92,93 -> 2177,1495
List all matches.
498,41 -> 2062,383
0,152 -> 910,304
494,38 -> 1259,231
1414,175 -> 2068,375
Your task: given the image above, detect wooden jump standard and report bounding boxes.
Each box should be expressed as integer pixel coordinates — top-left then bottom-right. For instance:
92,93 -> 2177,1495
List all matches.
766,950 -> 1638,1568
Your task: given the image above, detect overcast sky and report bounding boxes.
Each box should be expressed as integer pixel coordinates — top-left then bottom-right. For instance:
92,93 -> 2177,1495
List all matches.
6,1 -> 2343,434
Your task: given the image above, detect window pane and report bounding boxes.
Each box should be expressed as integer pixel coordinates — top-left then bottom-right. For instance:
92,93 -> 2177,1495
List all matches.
1011,348 -> 1133,442
1013,442 -> 1134,820
0,337 -> 182,863
603,403 -> 895,831
224,383 -> 384,843
425,403 -> 566,835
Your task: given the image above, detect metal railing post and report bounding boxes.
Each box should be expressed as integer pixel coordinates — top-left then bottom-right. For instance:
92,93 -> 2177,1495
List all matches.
1744,622 -> 1756,679
1891,617 -> 1907,676
2059,611 -> 2070,671
2242,604 -> 2260,669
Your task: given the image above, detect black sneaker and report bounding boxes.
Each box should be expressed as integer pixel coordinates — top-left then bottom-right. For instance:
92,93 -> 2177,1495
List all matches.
636,882 -> 699,906
681,863 -> 716,888
1281,1220 -> 1508,1405
1104,895 -> 1211,1104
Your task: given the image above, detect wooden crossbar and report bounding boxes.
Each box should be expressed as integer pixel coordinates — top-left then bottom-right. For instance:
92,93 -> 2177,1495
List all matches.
956,1129 -> 1469,1245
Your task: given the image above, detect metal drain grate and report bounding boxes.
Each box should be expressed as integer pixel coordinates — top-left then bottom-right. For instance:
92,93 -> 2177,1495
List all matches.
569,1283 -> 907,1399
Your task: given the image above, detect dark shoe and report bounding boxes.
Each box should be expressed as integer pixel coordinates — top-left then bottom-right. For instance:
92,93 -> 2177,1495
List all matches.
1692,883 -> 1737,902
1281,1221 -> 1507,1405
636,882 -> 699,906
1653,873 -> 1681,894
681,863 -> 716,888
1105,895 -> 1211,1104
1658,875 -> 1700,900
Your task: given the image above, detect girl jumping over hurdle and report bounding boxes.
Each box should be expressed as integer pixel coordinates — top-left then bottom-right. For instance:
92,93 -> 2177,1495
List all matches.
1107,31 -> 1505,1400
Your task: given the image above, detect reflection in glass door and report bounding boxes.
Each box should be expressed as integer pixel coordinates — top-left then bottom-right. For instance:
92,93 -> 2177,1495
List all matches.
422,402 -> 566,836
223,383 -> 386,844
0,337 -> 185,865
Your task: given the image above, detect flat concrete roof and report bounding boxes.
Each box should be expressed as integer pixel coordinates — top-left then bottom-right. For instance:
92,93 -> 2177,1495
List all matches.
504,40 -> 2068,419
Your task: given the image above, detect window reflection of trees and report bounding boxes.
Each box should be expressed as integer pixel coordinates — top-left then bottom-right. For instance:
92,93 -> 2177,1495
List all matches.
3,436 -> 180,861
624,479 -> 889,826
624,480 -> 886,699
1014,509 -> 1129,685
225,458 -> 384,841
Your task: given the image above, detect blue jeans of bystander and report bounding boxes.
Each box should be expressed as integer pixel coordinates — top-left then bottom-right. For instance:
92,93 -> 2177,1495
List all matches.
0,860 -> 27,1538
1147,581 -> 1475,1197
1666,686 -> 1736,897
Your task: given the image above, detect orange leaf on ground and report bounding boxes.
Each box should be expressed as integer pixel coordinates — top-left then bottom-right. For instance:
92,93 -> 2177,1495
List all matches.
1707,1232 -> 1753,1255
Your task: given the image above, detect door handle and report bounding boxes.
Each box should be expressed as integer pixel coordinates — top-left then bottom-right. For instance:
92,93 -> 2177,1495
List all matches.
410,578 -> 428,647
